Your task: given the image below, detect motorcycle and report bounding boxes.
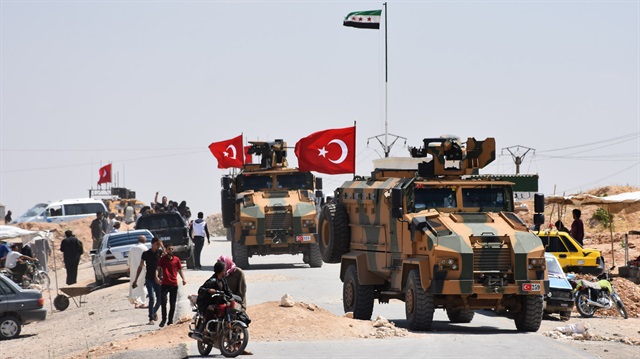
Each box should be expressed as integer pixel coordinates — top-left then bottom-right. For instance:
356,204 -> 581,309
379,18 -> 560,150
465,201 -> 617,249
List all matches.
572,267 -> 628,319
0,259 -> 50,289
188,292 -> 251,358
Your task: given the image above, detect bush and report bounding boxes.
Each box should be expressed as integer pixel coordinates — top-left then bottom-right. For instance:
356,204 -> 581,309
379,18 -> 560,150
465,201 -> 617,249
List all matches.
593,207 -> 614,229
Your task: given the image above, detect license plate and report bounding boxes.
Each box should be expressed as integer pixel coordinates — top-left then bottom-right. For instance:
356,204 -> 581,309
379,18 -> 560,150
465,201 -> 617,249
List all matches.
296,235 -> 311,242
161,236 -> 171,241
522,283 -> 541,292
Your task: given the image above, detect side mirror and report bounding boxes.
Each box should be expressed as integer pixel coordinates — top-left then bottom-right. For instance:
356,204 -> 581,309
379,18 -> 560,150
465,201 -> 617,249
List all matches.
221,176 -> 232,190
533,213 -> 545,226
315,190 -> 323,198
315,177 -> 323,190
534,193 -> 544,213
391,187 -> 403,218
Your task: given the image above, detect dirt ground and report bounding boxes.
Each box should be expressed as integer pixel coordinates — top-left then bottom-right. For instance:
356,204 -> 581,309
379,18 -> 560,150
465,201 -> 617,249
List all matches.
5,185 -> 640,358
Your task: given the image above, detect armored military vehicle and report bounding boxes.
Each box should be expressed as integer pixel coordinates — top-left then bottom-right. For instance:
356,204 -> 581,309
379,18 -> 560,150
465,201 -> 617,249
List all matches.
221,139 -> 324,269
319,137 -> 548,332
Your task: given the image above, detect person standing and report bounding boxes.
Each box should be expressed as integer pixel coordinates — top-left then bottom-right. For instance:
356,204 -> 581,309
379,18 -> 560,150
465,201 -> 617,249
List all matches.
157,243 -> 186,327
189,212 -> 210,270
124,201 -> 136,224
0,240 -> 10,267
4,210 -> 12,224
570,208 -> 585,246
90,212 -> 105,250
128,235 -> 148,309
133,237 -> 164,325
106,212 -> 116,234
218,255 -> 247,305
60,230 -> 83,285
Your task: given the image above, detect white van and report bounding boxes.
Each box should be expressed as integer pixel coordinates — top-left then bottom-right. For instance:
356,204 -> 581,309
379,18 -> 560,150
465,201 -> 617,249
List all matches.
13,198 -> 107,223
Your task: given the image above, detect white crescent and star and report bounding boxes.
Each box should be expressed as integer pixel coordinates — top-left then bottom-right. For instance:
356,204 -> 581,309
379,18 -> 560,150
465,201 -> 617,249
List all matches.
317,139 -> 348,164
101,169 -> 108,177
224,145 -> 237,159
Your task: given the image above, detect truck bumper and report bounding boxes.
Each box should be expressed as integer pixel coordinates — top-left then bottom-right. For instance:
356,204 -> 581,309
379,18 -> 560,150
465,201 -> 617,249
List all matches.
430,279 -> 548,297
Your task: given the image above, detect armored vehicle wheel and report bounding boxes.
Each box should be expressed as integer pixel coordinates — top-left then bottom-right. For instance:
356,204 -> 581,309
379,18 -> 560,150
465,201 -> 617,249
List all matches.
405,270 -> 434,331
318,204 -> 350,263
514,295 -> 543,332
343,265 -> 374,320
231,240 -> 250,270
446,308 -> 475,323
308,243 -> 323,268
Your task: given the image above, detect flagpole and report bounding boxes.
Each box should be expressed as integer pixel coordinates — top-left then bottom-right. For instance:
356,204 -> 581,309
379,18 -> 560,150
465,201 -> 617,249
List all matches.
366,3 -> 405,158
384,2 -> 388,158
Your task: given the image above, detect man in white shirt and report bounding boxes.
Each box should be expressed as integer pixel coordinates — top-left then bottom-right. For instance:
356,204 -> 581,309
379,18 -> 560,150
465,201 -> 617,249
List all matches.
6,243 -> 35,281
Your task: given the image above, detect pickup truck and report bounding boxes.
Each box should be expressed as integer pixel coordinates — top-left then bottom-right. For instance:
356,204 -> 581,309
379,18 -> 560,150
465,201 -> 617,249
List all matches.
536,229 -> 604,275
135,212 -> 195,269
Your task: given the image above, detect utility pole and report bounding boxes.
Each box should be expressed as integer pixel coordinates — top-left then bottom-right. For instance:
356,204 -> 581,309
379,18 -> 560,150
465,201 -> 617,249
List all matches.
502,145 -> 535,174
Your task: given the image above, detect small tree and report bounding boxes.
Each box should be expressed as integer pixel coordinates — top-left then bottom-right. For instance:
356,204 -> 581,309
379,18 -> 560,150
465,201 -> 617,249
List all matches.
593,207 -> 614,229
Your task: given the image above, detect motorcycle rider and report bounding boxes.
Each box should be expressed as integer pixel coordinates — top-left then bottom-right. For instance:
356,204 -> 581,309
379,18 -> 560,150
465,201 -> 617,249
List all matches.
5,243 -> 36,283
196,260 -> 233,324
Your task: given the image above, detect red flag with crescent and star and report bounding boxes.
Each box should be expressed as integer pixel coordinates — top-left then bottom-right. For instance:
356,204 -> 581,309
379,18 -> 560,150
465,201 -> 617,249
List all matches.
97,163 -> 112,185
295,126 -> 355,174
208,135 -> 244,169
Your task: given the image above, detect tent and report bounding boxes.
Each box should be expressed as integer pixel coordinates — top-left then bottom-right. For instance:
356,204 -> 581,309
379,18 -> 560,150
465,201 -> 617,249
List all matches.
0,225 -> 52,244
544,191 -> 640,267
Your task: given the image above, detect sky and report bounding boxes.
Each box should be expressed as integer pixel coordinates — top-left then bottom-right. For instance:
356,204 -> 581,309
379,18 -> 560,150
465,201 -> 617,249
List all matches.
1,0 -> 639,219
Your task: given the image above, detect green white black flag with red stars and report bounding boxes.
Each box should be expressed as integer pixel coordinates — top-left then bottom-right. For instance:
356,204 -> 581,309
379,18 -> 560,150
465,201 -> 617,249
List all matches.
343,10 -> 382,29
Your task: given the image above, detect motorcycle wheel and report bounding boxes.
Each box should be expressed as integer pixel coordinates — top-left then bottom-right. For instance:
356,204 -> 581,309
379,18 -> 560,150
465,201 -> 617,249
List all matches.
613,295 -> 629,319
219,322 -> 248,358
575,293 -> 596,318
197,340 -> 213,356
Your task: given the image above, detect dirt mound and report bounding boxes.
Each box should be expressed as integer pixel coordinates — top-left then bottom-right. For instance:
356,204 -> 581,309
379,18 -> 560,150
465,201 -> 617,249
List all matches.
248,301 -> 411,341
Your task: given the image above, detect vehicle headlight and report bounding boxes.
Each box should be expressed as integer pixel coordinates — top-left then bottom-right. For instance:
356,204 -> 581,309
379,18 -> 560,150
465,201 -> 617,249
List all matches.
302,219 -> 316,228
241,221 -> 256,230
438,258 -> 458,270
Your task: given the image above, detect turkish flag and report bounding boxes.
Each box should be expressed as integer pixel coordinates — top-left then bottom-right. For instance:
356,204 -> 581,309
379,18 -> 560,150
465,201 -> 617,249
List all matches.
244,146 -> 253,164
295,126 -> 355,174
208,135 -> 244,169
97,164 -> 112,185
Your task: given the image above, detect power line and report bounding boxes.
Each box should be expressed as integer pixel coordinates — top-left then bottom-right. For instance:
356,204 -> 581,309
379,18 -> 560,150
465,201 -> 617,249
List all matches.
537,132 -> 639,153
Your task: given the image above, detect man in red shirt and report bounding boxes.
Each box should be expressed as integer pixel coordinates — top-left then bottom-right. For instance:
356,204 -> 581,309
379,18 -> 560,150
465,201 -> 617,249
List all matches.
157,243 -> 186,327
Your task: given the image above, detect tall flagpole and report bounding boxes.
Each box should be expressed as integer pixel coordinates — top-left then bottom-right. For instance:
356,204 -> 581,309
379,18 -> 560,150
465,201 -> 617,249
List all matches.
384,2 -> 388,157
368,2 -> 406,157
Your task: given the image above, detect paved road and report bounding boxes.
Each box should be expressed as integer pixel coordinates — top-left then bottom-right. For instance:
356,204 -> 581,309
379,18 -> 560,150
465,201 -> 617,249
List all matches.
176,237 -> 595,358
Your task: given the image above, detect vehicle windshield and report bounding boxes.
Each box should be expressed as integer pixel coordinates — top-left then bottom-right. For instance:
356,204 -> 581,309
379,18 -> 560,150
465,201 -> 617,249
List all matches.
136,215 -> 185,230
414,188 -> 457,211
545,255 -> 565,278
461,188 -> 507,211
238,175 -> 272,191
18,203 -> 47,219
276,173 -> 312,190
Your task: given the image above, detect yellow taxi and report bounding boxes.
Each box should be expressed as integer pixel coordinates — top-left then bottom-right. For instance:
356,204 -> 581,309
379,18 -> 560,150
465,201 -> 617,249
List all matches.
535,229 -> 605,275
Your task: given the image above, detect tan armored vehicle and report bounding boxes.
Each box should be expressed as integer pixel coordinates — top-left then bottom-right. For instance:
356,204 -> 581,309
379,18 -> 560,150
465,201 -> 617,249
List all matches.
319,137 -> 548,332
221,139 -> 324,269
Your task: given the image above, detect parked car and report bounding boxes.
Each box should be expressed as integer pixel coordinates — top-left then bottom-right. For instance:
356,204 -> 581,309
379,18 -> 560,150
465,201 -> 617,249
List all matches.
135,212 -> 194,269
0,273 -> 47,339
535,229 -> 605,275
543,252 -> 574,321
90,229 -> 153,285
12,198 -> 108,223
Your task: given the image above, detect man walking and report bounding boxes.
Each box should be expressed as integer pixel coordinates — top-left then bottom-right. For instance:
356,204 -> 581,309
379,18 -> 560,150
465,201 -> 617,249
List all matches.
60,230 -> 83,285
128,235 -> 148,308
157,243 -> 186,327
133,237 -> 164,325
90,212 -> 105,250
189,212 -> 210,270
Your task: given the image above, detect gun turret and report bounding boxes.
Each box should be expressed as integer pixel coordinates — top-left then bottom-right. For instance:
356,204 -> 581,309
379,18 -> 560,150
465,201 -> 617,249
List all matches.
410,137 -> 496,178
247,139 -> 288,169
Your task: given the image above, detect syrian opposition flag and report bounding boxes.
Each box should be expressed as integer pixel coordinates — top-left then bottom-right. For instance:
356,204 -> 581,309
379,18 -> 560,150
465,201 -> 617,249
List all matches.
97,163 -> 112,185
343,9 -> 382,29
295,126 -> 355,174
208,135 -> 244,169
